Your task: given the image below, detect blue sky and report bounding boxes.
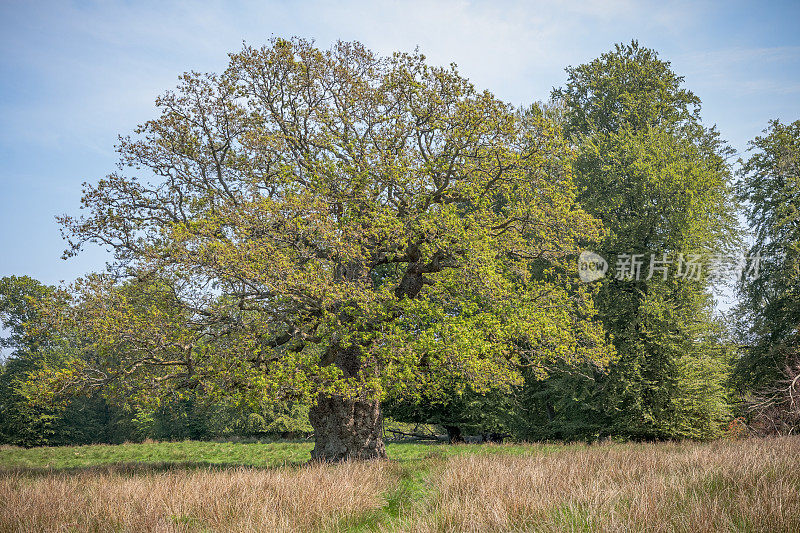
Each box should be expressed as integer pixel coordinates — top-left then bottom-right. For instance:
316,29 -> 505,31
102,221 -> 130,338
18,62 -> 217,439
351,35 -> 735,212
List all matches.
1,0 -> 799,287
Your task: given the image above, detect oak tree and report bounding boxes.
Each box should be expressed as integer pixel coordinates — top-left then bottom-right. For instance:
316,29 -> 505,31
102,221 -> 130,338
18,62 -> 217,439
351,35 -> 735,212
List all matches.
56,38 -> 609,460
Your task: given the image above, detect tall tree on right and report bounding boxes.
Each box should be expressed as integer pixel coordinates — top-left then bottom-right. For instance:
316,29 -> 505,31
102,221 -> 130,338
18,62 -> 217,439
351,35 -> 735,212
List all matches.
531,42 -> 740,440
735,119 -> 800,433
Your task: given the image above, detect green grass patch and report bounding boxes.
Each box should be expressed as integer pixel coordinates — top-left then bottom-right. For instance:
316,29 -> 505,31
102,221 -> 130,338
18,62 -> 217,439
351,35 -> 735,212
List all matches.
339,459 -> 434,531
0,440 -> 314,471
547,502 -> 597,532
0,440 -> 570,472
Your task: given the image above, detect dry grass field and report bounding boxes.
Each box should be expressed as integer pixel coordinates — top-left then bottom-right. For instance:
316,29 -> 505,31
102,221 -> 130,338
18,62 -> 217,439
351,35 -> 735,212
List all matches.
1,437 -> 798,532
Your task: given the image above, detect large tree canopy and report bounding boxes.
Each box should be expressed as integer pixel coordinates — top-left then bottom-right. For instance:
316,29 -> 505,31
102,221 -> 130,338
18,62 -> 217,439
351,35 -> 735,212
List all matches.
529,41 -> 740,441
51,38 -> 610,460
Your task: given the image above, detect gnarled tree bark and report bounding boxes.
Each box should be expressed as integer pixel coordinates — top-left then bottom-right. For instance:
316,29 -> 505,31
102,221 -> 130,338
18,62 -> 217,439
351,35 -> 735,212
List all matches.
309,344 -> 387,461
309,394 -> 386,461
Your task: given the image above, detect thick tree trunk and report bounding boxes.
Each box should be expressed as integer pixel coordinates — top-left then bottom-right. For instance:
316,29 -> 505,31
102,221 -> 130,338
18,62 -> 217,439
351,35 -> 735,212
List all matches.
308,344 -> 387,461
309,394 -> 387,461
443,424 -> 464,444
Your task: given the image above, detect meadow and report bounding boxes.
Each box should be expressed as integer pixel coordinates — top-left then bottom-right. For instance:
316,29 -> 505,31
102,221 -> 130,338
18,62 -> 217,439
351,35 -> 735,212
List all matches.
1,437 -> 799,532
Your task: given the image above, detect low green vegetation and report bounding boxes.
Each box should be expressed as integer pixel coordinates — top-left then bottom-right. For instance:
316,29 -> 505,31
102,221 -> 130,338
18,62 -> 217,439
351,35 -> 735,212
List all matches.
0,440 -> 564,471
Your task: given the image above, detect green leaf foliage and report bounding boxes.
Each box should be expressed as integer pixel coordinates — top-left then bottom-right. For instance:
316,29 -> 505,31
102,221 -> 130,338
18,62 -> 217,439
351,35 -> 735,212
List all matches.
735,119 -> 800,391
530,41 -> 740,441
42,39 -> 611,427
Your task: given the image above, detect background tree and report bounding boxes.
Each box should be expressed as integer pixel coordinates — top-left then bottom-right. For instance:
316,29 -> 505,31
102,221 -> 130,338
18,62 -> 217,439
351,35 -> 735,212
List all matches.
536,41 -> 740,440
735,119 -> 800,433
2,275 -> 313,445
0,276 -> 135,446
384,385 -> 520,443
0,275 -> 61,445
50,38 -> 611,460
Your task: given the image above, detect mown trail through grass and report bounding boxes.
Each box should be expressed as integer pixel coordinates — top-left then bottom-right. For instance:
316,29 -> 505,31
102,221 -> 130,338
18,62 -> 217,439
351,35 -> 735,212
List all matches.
340,458 -> 434,531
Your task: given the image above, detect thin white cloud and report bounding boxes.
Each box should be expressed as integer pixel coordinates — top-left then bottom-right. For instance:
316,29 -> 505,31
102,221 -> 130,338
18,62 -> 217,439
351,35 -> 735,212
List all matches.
684,46 -> 800,71
679,46 -> 800,97
1,0 -> 707,155
1,0 -> 798,286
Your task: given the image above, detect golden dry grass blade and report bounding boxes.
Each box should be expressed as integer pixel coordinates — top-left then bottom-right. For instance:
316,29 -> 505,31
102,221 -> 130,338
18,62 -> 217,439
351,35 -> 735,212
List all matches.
2,438 -> 799,532
0,461 -> 387,532
391,437 -> 800,532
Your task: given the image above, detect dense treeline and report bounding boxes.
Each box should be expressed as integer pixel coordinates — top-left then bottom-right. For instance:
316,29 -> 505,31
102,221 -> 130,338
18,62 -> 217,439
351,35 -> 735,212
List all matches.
1,41 -> 798,447
0,278 -> 315,446
0,276 -> 312,446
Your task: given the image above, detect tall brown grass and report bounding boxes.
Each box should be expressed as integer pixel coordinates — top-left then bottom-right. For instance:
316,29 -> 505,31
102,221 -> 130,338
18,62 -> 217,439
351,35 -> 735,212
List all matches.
394,437 -> 800,532
2,438 -> 798,532
0,461 -> 387,532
